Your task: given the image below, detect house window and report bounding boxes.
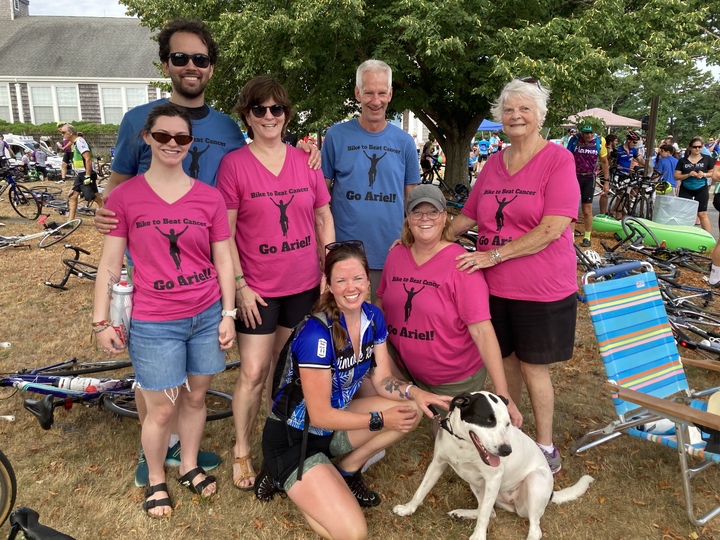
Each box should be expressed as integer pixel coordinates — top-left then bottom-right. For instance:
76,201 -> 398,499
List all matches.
56,87 -> 79,122
0,86 -> 11,122
14,0 -> 19,11
30,87 -> 54,124
101,86 -> 149,124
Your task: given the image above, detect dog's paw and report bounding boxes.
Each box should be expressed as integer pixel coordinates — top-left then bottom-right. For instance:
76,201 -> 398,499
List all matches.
393,503 -> 417,516
448,508 -> 479,520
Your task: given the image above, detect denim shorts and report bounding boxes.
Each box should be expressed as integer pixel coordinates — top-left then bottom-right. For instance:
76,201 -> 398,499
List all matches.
128,300 -> 226,391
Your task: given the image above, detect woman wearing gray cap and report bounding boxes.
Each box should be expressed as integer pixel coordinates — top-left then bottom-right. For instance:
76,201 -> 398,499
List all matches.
376,184 -> 521,428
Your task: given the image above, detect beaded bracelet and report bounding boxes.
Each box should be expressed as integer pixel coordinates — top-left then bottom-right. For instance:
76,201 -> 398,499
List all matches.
92,324 -> 111,334
236,283 -> 248,291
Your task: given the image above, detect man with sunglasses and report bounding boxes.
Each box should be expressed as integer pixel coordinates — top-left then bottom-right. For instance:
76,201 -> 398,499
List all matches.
322,59 -> 420,300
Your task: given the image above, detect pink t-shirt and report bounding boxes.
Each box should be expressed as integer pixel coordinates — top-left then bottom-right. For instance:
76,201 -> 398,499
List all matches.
217,145 -> 330,297
377,243 -> 491,386
107,175 -> 230,321
462,142 -> 579,302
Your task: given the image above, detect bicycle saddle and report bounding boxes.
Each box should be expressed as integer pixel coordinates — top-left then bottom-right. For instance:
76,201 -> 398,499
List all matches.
9,507 -> 76,540
23,395 -> 55,431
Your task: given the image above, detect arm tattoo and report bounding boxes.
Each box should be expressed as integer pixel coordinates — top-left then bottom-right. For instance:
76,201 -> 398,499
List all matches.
382,377 -> 405,399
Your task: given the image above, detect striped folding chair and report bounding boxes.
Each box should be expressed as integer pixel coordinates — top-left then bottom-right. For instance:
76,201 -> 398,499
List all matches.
573,261 -> 720,526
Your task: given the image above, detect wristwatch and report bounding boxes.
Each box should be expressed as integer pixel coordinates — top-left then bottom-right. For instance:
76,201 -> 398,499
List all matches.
369,411 -> 384,431
221,309 -> 237,319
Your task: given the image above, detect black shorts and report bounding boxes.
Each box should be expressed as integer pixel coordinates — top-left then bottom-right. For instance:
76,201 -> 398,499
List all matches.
62,152 -> 73,164
489,293 -> 577,365
261,416 -> 334,490
71,172 -> 99,200
578,175 -> 595,204
678,183 -> 709,213
478,154 -> 488,162
235,285 -> 320,334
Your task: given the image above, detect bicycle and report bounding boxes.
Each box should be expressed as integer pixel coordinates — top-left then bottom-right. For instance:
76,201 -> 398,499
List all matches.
0,358 -> 234,430
0,167 -> 41,220
44,245 -> 99,290
1,416 -> 76,539
0,216 -> 82,250
44,196 -> 98,217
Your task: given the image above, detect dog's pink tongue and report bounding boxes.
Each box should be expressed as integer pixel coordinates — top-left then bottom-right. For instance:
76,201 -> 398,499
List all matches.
487,454 -> 501,467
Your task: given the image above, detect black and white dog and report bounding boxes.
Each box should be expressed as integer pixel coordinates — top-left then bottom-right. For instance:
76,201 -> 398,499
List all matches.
393,391 -> 594,540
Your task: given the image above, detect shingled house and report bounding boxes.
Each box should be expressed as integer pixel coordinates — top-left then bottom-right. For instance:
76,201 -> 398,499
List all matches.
0,0 -> 169,125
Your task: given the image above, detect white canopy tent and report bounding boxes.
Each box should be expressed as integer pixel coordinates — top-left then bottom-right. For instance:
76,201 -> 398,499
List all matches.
565,108 -> 642,128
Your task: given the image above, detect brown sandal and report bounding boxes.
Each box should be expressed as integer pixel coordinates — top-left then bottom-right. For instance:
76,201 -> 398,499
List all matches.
233,454 -> 256,491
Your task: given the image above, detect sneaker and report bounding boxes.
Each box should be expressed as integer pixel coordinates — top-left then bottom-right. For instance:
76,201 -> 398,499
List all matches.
342,470 -> 381,507
135,449 -> 149,487
539,445 -> 562,476
164,441 -> 221,471
254,464 -> 285,502
580,238 -> 591,248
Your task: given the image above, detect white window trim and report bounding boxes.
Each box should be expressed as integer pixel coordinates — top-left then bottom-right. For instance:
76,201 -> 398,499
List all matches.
26,84 -> 81,124
98,85 -> 149,124
0,84 -> 13,123
14,0 -> 20,12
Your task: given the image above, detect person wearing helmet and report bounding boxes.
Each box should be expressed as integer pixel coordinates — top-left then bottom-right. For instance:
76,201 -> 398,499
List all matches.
616,130 -> 645,176
566,125 -> 610,247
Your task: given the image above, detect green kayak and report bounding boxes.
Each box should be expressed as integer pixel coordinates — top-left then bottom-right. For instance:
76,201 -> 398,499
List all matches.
592,214 -> 716,252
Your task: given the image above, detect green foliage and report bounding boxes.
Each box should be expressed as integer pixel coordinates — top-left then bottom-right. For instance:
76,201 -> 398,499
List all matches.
0,121 -> 119,138
119,0 -> 720,183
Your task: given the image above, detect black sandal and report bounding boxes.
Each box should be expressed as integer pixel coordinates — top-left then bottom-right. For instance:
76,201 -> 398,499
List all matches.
143,483 -> 173,518
178,466 -> 216,497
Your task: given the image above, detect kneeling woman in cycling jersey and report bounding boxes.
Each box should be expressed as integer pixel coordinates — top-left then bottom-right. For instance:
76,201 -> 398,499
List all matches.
257,241 -> 451,539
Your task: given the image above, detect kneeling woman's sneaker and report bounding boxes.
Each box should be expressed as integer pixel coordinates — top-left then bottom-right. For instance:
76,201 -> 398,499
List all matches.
343,470 -> 381,507
254,464 -> 285,502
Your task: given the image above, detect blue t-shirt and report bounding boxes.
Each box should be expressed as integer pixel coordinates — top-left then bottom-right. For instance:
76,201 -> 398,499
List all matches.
478,140 -> 490,156
616,144 -> 638,172
321,119 -> 420,269
111,98 -> 246,187
654,155 -> 678,187
278,303 -> 389,436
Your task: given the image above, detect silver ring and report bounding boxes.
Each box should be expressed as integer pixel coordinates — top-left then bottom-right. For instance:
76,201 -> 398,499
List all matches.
472,260 -> 478,266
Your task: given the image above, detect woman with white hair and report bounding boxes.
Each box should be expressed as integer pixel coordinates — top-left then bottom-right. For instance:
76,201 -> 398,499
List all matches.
451,77 -> 580,475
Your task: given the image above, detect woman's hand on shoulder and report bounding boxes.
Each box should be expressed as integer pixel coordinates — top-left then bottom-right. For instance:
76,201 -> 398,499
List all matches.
235,285 -> 267,329
298,142 -> 322,170
409,387 -> 453,419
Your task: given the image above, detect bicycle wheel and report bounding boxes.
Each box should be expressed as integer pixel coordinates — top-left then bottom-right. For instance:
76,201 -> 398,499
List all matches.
38,218 -> 82,248
100,164 -> 111,177
62,259 -> 97,280
103,389 -> 234,421
630,194 -> 648,219
621,216 -> 660,248
0,449 -> 17,528
455,233 -> 477,252
41,359 -> 133,376
9,185 -> 41,220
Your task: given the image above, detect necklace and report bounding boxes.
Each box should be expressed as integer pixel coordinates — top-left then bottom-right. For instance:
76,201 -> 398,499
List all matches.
505,136 -> 542,172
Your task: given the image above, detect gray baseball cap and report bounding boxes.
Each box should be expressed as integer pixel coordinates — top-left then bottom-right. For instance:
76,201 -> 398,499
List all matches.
406,184 -> 447,212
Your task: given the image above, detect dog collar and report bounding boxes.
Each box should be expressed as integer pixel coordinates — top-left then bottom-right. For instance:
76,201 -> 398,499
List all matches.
439,410 -> 465,441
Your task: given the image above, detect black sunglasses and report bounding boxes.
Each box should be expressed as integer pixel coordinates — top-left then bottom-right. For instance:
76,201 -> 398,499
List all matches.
520,76 -> 542,89
168,52 -> 212,69
250,104 -> 287,118
150,132 -> 194,145
325,240 -> 365,251
691,145 -> 703,149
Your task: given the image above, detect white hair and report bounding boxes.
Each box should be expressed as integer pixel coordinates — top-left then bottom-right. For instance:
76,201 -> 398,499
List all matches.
356,60 -> 392,91
490,78 -> 551,127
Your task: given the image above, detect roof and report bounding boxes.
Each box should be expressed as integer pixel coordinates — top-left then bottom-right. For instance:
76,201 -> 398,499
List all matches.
0,17 -> 160,79
566,108 -> 642,129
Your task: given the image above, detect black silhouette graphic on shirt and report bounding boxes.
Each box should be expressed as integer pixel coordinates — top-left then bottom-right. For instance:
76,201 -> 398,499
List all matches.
494,194 -> 518,232
403,284 -> 425,322
270,195 -> 295,237
155,225 -> 189,270
363,150 -> 387,189
188,144 -> 210,179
